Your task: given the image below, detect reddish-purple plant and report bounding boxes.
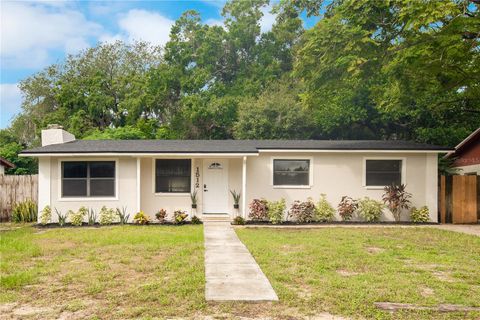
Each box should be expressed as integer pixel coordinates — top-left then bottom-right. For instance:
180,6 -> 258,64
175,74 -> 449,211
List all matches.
382,184 -> 412,222
248,199 -> 269,221
288,198 -> 316,223
337,196 -> 358,221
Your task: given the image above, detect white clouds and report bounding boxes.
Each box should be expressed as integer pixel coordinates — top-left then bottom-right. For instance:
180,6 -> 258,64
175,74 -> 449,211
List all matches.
205,18 -> 224,27
0,1 -> 101,68
117,9 -> 174,46
0,83 -> 22,128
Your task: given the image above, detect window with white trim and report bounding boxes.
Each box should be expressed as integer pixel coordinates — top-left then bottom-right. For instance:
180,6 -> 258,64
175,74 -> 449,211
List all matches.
273,159 -> 310,186
365,159 -> 402,186
155,159 -> 191,193
62,161 -> 115,197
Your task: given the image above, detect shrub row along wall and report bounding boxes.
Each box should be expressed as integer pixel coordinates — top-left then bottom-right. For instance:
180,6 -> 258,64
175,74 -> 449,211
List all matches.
0,175 -> 38,222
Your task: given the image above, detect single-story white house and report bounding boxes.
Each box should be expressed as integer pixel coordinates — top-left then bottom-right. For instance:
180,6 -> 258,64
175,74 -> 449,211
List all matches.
20,126 -> 451,223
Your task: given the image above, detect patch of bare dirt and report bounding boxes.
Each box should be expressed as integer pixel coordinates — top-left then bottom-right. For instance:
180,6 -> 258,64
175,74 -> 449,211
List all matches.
420,287 -> 434,297
365,246 -> 384,254
336,269 -> 360,277
432,271 -> 455,282
12,305 -> 53,316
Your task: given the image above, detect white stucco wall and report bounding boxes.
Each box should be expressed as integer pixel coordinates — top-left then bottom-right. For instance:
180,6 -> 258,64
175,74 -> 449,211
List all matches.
44,157 -> 137,223
0,165 -> 4,175
456,164 -> 480,175
244,152 -> 439,222
39,152 -> 440,223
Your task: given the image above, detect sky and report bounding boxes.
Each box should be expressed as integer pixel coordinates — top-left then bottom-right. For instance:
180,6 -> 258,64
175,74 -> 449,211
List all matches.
0,0 -> 319,129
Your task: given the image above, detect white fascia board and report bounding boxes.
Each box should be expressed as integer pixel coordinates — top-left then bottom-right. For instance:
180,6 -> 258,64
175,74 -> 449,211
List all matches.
20,152 -> 259,158
257,149 -> 450,154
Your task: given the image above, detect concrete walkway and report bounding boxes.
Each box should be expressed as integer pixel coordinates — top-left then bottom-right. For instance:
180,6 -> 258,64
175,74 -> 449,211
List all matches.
203,221 -> 278,301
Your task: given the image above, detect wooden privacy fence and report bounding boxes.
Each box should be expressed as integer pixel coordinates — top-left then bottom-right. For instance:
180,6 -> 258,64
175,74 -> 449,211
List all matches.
439,175 -> 479,224
0,175 -> 38,222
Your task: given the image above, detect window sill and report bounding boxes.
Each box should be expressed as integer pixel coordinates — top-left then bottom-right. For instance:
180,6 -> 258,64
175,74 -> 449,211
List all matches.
364,186 -> 387,190
59,197 -> 118,202
154,192 -> 191,197
273,185 -> 312,189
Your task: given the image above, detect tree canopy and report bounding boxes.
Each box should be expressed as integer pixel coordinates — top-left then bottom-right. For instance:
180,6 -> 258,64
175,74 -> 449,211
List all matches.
1,0 -> 479,174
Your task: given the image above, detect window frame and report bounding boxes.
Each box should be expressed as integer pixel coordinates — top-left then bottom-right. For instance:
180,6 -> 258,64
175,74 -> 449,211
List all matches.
58,158 -> 119,201
152,158 -> 194,196
271,156 -> 313,189
362,157 -> 406,189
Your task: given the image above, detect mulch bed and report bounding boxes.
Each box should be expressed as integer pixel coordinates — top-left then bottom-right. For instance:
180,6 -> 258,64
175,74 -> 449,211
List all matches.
239,221 -> 438,226
35,221 -> 203,228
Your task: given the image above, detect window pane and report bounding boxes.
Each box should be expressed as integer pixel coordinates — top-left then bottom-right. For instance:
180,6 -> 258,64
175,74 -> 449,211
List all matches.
273,160 -> 310,186
155,159 -> 191,193
366,160 -> 402,186
90,179 -> 115,196
62,179 -> 87,197
274,172 -> 309,186
90,161 -> 115,178
274,160 -> 309,172
156,176 -> 190,193
63,162 -> 87,178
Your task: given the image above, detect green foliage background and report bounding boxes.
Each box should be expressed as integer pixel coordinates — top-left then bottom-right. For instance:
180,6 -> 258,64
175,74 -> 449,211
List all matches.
1,0 -> 479,174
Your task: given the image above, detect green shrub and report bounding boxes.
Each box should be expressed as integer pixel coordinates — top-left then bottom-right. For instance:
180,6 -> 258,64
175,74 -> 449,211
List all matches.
116,206 -> 130,224
133,211 -> 150,224
288,198 -> 316,223
55,208 -> 67,226
98,206 -> 116,225
315,194 -> 335,222
337,196 -> 358,221
248,199 -> 269,221
39,205 -> 52,225
191,215 -> 202,224
410,206 -> 430,223
358,197 -> 384,222
11,200 -> 37,223
69,207 -> 87,226
267,198 -> 285,224
173,210 -> 188,225
382,184 -> 412,222
88,209 -> 97,225
232,216 -> 246,225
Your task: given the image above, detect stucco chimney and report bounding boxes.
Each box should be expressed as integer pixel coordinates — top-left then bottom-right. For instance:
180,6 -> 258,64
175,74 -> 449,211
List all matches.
41,124 -> 75,146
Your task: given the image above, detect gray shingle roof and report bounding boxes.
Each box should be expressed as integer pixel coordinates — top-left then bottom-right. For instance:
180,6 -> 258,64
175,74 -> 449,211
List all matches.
20,139 -> 452,155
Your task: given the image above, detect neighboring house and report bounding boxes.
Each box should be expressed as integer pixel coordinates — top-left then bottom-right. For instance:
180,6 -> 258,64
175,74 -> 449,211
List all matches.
20,126 -> 451,223
445,127 -> 480,175
0,157 -> 15,175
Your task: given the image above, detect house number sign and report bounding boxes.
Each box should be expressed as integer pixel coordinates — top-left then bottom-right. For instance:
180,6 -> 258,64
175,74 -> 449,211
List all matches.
195,167 -> 200,189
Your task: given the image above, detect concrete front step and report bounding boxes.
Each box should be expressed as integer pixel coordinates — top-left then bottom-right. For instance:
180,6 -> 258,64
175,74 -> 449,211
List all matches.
202,215 -> 231,222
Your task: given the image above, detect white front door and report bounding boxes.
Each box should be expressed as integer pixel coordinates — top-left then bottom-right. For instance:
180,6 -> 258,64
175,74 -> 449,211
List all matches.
203,159 -> 229,214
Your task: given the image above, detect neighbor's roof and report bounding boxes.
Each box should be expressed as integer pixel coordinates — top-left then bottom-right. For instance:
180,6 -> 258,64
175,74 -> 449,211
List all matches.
445,127 -> 480,158
0,157 -> 15,168
20,139 -> 452,156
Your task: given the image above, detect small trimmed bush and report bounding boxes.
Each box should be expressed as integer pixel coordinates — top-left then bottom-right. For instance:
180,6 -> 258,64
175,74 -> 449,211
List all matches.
248,199 -> 269,221
156,209 -> 167,223
99,206 -> 116,225
69,206 -> 87,226
267,198 -> 286,224
133,211 -> 150,224
315,194 -> 335,222
191,215 -> 202,224
337,196 -> 358,221
410,206 -> 430,223
358,197 -> 384,222
288,198 -> 316,223
39,205 -> 52,225
232,216 -> 246,225
11,200 -> 37,223
173,210 -> 188,225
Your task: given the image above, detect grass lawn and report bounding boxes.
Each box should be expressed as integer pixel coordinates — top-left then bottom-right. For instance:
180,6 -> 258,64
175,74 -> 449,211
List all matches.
236,227 -> 480,320
1,225 -> 479,319
0,224 -> 205,319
